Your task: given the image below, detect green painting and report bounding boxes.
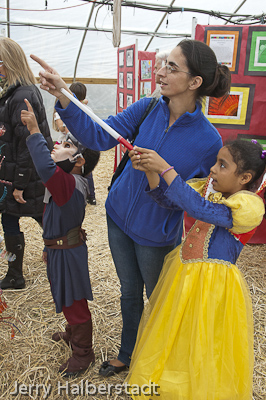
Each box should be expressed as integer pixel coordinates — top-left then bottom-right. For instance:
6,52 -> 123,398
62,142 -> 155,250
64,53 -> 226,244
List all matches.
246,29 -> 266,74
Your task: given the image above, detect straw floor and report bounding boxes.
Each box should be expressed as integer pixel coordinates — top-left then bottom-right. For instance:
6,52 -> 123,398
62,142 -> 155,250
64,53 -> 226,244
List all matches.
0,149 -> 265,400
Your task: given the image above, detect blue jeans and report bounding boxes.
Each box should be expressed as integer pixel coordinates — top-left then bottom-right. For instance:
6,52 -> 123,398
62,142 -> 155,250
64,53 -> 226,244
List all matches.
107,214 -> 176,366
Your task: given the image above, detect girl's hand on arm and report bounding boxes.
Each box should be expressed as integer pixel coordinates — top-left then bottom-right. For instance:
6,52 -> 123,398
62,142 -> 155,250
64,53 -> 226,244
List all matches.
128,146 -> 178,188
132,146 -> 178,186
128,148 -> 147,171
129,148 -> 160,189
21,99 -> 40,135
30,55 -> 71,108
131,146 -> 170,174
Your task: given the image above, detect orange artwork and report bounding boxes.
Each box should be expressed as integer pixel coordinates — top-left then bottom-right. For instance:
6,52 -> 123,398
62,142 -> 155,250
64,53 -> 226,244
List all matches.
208,95 -> 240,117
206,30 -> 240,72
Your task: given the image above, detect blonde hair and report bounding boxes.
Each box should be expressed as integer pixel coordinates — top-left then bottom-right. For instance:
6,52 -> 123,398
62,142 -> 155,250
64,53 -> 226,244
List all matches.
0,37 -> 36,86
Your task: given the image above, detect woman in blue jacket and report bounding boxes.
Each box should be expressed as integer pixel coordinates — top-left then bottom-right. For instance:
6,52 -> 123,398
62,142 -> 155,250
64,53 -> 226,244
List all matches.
31,39 -> 231,376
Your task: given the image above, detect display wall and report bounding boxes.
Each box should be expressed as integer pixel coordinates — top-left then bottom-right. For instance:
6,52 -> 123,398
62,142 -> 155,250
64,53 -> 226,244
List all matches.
193,24 -> 266,243
115,45 -> 156,169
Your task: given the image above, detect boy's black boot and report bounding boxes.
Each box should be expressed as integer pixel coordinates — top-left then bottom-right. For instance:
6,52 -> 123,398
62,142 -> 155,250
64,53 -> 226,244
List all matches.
0,233 -> 25,290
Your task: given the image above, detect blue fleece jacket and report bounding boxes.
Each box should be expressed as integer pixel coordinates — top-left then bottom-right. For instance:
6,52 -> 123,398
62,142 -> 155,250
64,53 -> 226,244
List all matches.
56,96 -> 222,247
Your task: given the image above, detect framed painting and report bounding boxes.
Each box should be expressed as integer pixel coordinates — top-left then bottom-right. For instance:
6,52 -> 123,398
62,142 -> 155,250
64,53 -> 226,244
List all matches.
127,94 -> 133,107
119,92 -> 124,109
244,26 -> 266,76
202,84 -> 255,130
204,26 -> 242,74
119,72 -> 124,89
119,50 -> 124,67
126,49 -> 134,67
127,72 -> 133,90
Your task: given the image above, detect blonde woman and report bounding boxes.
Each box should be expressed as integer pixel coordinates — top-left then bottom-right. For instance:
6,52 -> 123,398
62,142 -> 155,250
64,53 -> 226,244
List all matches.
0,37 -> 53,290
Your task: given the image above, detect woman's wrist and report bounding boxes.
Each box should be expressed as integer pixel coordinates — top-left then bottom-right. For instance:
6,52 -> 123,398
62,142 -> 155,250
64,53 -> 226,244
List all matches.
57,88 -> 72,108
57,95 -> 70,108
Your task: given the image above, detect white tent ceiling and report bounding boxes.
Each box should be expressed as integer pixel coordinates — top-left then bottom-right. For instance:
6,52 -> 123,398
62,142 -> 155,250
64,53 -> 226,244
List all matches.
0,0 -> 265,133
0,0 -> 265,79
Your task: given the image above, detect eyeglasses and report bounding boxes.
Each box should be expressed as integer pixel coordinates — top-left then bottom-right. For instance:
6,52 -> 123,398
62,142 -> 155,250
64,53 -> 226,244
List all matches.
163,64 -> 192,75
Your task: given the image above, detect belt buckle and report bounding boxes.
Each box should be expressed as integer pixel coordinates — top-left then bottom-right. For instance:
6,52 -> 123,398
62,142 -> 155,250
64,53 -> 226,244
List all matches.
57,239 -> 63,246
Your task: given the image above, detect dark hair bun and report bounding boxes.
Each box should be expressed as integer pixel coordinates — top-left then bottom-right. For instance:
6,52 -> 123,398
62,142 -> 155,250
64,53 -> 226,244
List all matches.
178,40 -> 231,99
204,64 -> 231,98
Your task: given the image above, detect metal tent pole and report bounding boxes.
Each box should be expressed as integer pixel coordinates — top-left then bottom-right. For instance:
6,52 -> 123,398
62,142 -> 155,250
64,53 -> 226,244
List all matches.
224,0 -> 247,24
6,0 -> 10,37
73,3 -> 96,81
144,0 -> 176,51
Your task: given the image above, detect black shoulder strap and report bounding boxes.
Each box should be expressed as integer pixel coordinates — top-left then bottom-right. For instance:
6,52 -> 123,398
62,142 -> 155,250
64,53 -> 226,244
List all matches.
130,97 -> 159,144
108,97 -> 159,191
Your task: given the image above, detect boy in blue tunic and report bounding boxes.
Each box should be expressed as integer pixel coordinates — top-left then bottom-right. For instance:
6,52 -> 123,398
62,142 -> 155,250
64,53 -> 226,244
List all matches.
21,99 -> 100,377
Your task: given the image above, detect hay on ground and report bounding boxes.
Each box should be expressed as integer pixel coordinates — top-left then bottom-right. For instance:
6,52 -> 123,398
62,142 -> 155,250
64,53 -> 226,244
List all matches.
0,148 -> 265,399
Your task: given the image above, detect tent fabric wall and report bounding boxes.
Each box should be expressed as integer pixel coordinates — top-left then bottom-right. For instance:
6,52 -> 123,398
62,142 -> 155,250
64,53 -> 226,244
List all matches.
1,1 -> 265,80
41,83 -> 117,141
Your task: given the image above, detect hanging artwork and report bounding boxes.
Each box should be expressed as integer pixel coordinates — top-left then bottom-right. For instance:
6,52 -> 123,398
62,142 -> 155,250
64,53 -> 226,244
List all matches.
119,50 -> 124,67
195,24 -> 266,244
140,60 -> 152,80
119,92 -> 124,109
126,49 -> 134,67
117,44 -> 136,114
204,26 -> 242,74
202,84 -> 255,130
127,95 -> 133,107
115,46 -> 156,171
237,133 -> 266,148
140,81 -> 152,98
127,72 -> 133,90
138,51 -> 156,99
119,72 -> 124,89
244,26 -> 266,76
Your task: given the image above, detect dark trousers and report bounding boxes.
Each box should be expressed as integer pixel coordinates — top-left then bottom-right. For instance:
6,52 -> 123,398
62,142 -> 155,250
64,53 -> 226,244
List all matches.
1,213 -> 43,235
87,172 -> 95,198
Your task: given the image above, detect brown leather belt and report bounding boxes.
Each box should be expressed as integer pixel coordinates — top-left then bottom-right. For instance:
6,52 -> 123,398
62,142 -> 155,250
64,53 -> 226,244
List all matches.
43,227 -> 87,250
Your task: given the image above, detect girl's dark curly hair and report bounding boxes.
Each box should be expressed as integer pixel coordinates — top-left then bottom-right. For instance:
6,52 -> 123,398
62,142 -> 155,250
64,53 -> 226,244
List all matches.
225,139 -> 266,191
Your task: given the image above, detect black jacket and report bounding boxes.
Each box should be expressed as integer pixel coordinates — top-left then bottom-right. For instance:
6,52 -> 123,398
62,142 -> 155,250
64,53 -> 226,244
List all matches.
0,83 -> 53,217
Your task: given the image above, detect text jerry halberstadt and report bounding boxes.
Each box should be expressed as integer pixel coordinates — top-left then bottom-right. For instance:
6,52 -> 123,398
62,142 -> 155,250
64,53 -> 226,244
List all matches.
10,380 -> 160,397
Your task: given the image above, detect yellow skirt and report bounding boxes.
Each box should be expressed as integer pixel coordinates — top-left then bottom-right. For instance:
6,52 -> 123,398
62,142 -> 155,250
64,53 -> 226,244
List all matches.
127,245 -> 254,400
